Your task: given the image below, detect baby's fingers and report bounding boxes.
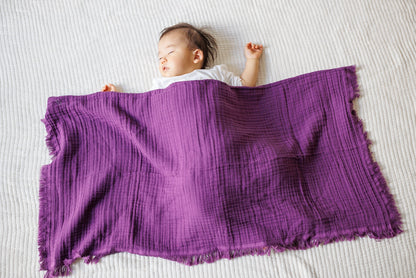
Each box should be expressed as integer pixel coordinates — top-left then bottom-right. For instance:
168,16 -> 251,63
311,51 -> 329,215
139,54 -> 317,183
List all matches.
253,43 -> 263,50
102,83 -> 116,91
246,42 -> 263,50
244,42 -> 264,59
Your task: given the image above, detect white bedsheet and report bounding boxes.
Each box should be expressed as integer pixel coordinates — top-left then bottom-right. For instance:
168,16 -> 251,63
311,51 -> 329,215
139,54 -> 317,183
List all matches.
1,0 -> 415,277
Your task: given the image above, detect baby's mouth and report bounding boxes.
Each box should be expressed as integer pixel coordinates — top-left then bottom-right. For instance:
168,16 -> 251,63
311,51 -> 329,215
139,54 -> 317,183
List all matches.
162,66 -> 168,72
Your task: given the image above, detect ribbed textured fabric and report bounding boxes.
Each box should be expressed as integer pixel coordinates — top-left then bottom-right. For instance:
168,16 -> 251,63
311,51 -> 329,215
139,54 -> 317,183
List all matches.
38,66 -> 402,277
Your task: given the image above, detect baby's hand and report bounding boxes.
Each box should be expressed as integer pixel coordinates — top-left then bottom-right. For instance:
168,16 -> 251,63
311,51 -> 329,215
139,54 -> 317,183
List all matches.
244,42 -> 264,60
101,83 -> 120,92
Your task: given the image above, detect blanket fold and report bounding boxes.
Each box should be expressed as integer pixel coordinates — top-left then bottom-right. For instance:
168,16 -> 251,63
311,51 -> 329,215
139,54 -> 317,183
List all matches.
39,66 -> 402,277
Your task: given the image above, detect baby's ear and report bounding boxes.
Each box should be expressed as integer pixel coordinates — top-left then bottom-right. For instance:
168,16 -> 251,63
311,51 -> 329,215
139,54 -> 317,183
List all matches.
193,49 -> 204,64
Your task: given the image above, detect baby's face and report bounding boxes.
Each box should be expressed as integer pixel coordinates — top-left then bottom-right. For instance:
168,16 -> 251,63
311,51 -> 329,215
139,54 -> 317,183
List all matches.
158,30 -> 200,77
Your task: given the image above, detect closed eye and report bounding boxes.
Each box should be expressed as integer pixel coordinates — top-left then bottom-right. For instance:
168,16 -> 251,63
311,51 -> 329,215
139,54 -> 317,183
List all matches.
158,51 -> 174,61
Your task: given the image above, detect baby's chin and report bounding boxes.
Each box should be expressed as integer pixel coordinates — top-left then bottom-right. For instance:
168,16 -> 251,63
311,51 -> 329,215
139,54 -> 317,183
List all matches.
160,68 -> 194,78
160,69 -> 175,78
161,72 -> 175,78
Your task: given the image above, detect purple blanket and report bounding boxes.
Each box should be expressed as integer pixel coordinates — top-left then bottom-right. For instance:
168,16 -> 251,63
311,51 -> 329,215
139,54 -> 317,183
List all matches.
39,66 -> 402,277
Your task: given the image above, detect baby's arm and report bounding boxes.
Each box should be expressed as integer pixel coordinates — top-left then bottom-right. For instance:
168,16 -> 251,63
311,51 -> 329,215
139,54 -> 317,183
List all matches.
240,43 -> 264,87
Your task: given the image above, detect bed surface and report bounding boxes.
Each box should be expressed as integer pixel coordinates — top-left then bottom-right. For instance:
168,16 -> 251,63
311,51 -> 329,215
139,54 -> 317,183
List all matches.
1,0 -> 415,277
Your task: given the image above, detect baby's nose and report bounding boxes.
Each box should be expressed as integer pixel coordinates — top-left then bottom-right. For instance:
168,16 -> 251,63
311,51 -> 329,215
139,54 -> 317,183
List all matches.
160,57 -> 167,64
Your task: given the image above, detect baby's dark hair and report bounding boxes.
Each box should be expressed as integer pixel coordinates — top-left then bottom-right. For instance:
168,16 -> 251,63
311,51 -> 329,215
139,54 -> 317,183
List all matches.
159,23 -> 217,69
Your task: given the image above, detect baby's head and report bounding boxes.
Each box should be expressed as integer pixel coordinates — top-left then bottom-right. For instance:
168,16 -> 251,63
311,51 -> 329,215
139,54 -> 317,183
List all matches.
157,23 -> 217,77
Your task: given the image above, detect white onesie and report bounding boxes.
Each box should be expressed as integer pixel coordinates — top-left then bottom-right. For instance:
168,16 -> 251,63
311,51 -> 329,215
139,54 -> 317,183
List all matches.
150,64 -> 242,90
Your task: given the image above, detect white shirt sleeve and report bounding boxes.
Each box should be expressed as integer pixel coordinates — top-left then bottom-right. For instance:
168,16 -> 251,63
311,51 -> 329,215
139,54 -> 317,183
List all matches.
214,64 -> 243,86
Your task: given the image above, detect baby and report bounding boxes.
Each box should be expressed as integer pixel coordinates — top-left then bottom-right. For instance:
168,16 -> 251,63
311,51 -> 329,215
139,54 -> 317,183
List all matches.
102,23 -> 263,92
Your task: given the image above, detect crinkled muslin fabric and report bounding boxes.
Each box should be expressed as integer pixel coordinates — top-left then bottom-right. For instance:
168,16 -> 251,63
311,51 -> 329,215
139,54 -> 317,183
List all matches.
38,66 -> 402,277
